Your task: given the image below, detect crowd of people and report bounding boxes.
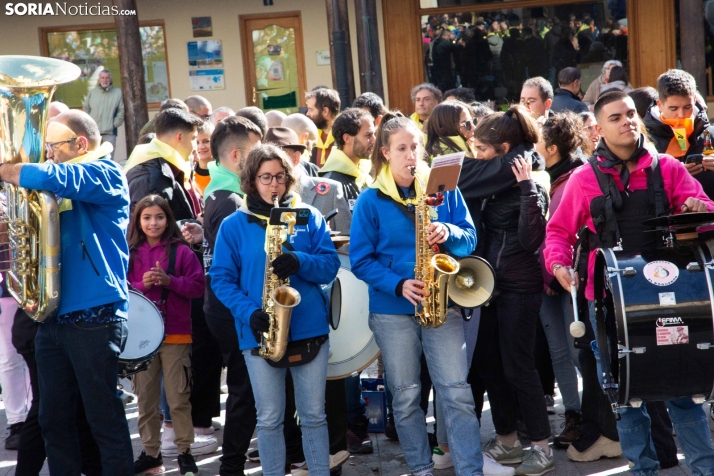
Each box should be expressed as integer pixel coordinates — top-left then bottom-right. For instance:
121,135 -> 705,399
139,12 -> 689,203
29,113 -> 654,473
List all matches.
422,8 -> 629,103
1,58 -> 714,476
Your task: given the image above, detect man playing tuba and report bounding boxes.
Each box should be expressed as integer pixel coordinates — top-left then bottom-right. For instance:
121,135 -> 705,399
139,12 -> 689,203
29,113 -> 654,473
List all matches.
0,110 -> 134,475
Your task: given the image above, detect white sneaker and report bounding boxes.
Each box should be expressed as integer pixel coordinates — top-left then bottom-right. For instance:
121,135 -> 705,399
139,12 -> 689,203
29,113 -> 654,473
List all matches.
162,426 -> 219,456
432,447 -> 453,469
194,426 -> 215,435
483,453 -> 516,476
211,420 -> 222,430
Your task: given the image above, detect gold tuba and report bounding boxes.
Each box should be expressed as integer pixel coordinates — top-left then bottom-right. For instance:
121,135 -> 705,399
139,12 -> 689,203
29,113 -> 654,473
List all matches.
411,167 -> 459,328
0,56 -> 80,321
259,193 -> 301,361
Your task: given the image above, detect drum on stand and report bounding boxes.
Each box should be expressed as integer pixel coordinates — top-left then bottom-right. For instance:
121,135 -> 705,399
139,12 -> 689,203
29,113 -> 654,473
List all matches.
323,245 -> 380,380
118,290 -> 165,378
594,246 -> 714,407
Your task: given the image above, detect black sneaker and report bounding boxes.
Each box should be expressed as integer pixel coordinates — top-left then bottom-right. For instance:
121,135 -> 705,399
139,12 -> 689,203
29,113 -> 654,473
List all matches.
246,449 -> 259,462
346,416 -> 373,454
178,451 -> 199,476
134,451 -> 165,475
553,411 -> 582,449
384,414 -> 398,441
4,422 -> 23,450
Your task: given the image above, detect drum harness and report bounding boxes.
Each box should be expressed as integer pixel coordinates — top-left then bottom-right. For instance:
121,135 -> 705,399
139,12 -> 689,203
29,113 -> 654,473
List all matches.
575,152 -> 668,418
155,243 -> 178,315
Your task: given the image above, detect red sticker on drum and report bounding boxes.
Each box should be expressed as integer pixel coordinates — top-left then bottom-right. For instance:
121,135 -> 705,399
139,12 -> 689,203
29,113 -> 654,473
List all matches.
656,326 -> 689,345
643,261 -> 679,286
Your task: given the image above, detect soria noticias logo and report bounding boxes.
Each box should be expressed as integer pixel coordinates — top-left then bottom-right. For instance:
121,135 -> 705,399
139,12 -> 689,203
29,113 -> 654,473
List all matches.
5,3 -> 137,15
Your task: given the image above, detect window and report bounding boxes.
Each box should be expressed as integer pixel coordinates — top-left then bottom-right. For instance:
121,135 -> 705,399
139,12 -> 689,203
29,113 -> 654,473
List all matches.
420,1 -> 628,109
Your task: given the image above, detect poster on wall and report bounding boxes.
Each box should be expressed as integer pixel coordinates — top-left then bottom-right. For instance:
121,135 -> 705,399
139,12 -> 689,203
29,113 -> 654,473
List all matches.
41,23 -> 170,107
192,17 -> 212,38
187,40 -> 224,90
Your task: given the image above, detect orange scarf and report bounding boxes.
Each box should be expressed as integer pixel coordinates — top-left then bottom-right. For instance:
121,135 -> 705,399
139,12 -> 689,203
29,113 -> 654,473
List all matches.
662,117 -> 694,158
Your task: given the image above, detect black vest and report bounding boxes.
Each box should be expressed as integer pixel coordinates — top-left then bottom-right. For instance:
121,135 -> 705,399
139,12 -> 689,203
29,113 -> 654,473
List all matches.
586,153 -> 669,252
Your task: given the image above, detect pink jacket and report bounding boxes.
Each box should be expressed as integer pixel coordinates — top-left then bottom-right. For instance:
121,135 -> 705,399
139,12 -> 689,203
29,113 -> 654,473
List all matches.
129,240 -> 205,335
544,152 -> 714,301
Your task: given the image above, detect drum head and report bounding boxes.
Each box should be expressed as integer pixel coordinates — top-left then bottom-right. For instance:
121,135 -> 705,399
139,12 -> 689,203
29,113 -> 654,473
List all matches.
327,249 -> 380,379
120,291 -> 165,361
329,277 -> 342,330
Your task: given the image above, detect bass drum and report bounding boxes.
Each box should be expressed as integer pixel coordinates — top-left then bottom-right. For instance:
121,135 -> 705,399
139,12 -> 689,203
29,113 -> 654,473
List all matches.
324,245 -> 380,380
594,246 -> 714,406
118,290 -> 165,378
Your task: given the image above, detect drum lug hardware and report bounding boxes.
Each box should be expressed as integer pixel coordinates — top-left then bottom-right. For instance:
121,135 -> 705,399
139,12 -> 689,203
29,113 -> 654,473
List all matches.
687,262 -> 702,272
697,343 -> 712,350
607,266 -> 637,277
619,346 -> 646,355
611,403 -> 621,420
693,394 -> 706,404
628,398 -> 643,408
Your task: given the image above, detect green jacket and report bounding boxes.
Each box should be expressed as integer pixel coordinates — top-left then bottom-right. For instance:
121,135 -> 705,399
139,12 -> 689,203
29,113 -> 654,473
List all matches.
83,84 -> 125,134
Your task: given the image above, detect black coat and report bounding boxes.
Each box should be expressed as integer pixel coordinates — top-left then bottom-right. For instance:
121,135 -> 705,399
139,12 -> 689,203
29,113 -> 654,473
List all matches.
479,147 -> 549,295
643,105 -> 714,199
551,88 -> 589,114
126,157 -> 195,220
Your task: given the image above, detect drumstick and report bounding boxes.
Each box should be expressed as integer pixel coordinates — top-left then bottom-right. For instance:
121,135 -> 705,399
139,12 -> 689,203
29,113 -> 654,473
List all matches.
569,268 -> 586,338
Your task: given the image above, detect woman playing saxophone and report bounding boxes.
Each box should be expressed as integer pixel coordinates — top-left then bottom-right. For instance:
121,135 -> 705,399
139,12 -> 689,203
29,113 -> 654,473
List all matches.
209,144 -> 339,476
349,113 -> 513,476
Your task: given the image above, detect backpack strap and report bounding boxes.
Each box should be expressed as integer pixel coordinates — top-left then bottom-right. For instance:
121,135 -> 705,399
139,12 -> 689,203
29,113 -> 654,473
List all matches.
645,150 -> 669,217
160,242 -> 178,305
589,156 -> 621,247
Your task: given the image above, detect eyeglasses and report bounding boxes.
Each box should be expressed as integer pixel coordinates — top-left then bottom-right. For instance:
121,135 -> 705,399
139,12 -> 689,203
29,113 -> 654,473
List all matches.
460,119 -> 475,131
257,172 -> 288,185
45,137 -> 77,153
520,98 -> 536,106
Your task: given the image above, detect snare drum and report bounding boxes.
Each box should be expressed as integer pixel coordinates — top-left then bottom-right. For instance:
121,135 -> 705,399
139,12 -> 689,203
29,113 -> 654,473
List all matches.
323,245 -> 380,380
118,290 -> 165,378
594,247 -> 714,406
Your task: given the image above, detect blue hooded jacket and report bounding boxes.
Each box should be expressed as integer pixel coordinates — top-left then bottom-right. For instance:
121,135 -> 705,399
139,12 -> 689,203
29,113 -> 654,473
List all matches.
209,204 -> 339,351
349,187 -> 476,315
19,156 -> 130,318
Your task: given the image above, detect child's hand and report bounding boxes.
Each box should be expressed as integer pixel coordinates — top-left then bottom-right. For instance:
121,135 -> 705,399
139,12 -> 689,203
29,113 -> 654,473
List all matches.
150,261 -> 171,287
142,271 -> 154,290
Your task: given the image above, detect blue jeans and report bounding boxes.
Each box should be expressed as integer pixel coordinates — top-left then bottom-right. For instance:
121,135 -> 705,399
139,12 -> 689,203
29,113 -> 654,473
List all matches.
436,308 -> 481,445
540,291 -> 581,412
243,342 -> 330,476
369,308 -> 484,476
345,373 -> 366,420
588,302 -> 714,475
35,320 -> 133,476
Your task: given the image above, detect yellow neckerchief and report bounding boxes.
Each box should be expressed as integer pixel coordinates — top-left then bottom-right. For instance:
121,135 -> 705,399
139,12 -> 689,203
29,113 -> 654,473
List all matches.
315,129 -> 334,165
431,135 -> 477,160
58,141 -> 114,213
244,194 -> 302,251
319,148 -> 371,189
409,112 -> 424,131
369,161 -> 430,206
124,137 -> 191,177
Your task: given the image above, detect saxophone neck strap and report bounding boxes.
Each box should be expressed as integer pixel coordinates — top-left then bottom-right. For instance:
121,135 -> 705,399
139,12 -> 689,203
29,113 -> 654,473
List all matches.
238,205 -> 295,252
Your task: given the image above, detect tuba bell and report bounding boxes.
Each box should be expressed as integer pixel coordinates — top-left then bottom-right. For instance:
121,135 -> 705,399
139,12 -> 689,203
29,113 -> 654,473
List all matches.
0,56 -> 81,321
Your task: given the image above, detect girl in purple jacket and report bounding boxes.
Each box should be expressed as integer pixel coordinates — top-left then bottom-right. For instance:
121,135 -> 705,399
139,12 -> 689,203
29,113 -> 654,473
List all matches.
127,194 -> 206,475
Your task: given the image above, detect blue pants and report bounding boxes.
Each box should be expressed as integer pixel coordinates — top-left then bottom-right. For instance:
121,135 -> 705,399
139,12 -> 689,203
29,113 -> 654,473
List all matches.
35,320 -> 133,476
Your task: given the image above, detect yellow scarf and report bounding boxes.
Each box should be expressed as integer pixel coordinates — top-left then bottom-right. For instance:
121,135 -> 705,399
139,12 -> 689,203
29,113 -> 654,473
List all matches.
124,137 -> 191,177
319,148 -> 371,189
369,161 -> 430,206
315,129 -> 335,165
431,136 -> 477,160
409,112 -> 424,131
59,141 -> 114,213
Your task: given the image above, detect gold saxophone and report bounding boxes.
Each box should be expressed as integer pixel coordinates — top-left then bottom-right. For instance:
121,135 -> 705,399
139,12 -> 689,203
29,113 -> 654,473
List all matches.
259,193 -> 301,361
410,167 -> 459,328
0,56 -> 80,322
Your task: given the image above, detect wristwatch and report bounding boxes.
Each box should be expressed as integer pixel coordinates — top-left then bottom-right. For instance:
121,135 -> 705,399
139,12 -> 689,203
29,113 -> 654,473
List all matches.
552,264 -> 564,274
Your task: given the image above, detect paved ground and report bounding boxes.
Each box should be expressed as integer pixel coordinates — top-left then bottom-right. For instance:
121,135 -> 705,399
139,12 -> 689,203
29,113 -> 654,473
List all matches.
0,370 -> 702,476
